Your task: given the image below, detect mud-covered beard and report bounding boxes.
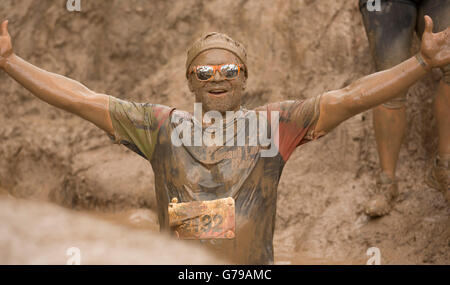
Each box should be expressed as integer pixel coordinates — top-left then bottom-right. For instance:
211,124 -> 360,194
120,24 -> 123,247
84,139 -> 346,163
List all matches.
195,88 -> 242,114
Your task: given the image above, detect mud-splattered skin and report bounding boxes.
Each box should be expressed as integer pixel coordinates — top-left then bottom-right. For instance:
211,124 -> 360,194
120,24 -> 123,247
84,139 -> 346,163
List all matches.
1,14 -> 450,264
187,49 -> 246,115
108,92 -> 322,264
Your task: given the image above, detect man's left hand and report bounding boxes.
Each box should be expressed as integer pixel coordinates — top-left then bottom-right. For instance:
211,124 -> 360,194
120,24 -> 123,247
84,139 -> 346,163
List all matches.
420,15 -> 450,68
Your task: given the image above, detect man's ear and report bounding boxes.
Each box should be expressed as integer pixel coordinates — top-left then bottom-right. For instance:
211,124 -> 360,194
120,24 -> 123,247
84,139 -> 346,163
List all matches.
242,77 -> 247,91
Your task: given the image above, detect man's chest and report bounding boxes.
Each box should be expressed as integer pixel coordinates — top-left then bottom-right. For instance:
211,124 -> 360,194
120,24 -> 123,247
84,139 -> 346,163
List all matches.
154,143 -> 263,198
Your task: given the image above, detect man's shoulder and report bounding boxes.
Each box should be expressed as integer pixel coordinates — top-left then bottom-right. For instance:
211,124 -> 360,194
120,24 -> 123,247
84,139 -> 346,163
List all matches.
110,96 -> 174,113
252,100 -> 304,113
171,108 -> 192,119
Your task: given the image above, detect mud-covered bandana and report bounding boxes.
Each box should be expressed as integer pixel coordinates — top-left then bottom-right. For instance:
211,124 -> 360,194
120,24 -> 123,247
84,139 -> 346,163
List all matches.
185,32 -> 248,79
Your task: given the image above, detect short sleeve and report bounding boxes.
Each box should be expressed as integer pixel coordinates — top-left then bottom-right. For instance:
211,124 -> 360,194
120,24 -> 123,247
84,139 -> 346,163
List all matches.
108,96 -> 174,160
263,94 -> 322,162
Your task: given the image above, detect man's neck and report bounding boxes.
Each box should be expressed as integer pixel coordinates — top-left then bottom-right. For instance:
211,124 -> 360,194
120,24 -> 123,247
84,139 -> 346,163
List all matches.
196,105 -> 243,128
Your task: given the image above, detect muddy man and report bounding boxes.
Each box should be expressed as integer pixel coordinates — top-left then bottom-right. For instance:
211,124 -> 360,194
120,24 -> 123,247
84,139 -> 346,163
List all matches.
0,15 -> 449,264
360,0 -> 450,217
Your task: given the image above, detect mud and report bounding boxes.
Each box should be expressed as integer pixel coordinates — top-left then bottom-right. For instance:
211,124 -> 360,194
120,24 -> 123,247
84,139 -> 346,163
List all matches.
0,194 -> 225,264
0,0 -> 449,264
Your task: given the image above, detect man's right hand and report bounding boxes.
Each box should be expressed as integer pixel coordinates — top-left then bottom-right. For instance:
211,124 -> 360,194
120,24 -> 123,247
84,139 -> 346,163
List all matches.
0,20 -> 13,69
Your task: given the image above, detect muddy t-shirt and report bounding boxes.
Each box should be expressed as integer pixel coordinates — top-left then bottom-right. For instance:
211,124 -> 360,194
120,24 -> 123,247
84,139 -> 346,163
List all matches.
108,95 -> 322,264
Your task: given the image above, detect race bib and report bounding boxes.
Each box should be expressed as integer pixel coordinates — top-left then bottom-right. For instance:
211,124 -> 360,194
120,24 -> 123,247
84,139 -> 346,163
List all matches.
168,197 -> 235,240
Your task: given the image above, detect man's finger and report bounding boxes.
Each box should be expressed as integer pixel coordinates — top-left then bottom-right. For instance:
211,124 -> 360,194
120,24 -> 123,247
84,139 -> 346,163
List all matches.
1,20 -> 9,36
424,15 -> 434,34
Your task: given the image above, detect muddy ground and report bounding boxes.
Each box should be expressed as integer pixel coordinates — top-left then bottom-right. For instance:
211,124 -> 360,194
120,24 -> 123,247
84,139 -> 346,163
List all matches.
0,0 -> 449,264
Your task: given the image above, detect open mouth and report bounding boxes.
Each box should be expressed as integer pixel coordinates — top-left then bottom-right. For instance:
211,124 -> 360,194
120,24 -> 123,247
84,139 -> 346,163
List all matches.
208,89 -> 228,96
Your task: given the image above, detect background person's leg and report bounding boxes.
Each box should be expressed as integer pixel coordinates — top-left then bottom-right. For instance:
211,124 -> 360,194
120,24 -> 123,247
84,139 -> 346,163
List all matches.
417,0 -> 450,203
359,0 -> 417,216
434,80 -> 450,157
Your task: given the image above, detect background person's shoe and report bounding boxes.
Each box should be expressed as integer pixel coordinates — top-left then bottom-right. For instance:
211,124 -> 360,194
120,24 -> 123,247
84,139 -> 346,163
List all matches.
425,155 -> 450,205
364,172 -> 399,217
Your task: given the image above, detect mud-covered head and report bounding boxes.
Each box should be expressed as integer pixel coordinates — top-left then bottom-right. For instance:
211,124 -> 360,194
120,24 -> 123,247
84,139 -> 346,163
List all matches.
186,32 -> 248,114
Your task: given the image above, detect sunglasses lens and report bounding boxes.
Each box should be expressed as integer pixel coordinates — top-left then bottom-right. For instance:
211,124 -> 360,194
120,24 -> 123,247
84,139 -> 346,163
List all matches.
196,66 -> 213,81
221,64 -> 239,79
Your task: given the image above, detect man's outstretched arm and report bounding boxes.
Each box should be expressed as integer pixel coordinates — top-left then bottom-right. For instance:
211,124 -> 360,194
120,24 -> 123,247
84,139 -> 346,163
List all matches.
313,16 -> 449,137
0,20 -> 113,135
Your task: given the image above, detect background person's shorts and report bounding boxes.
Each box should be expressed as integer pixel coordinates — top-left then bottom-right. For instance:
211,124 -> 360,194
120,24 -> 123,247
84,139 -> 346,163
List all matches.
359,0 -> 450,108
